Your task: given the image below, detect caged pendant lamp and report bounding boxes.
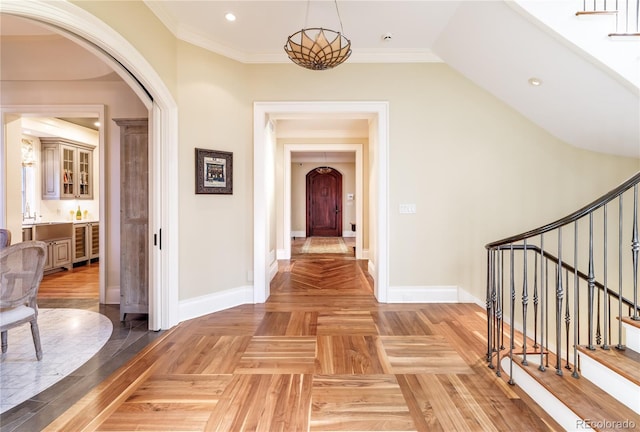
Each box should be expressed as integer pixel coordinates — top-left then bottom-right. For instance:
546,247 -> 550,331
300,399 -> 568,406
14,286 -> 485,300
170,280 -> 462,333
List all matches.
284,0 -> 352,70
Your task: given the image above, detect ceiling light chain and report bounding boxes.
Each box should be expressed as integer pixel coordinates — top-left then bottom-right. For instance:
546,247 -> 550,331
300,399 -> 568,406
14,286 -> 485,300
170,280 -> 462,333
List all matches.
284,0 -> 352,71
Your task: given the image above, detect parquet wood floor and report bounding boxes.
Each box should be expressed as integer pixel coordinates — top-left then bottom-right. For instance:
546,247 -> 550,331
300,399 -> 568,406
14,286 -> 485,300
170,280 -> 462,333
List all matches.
44,247 -> 562,431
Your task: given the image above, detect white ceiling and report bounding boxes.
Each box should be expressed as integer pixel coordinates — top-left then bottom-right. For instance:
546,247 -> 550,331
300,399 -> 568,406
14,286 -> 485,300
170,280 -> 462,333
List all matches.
144,0 -> 461,63
1,1 -> 638,158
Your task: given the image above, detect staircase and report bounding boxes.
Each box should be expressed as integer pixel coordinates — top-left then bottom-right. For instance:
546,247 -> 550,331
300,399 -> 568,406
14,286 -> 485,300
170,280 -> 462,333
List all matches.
513,0 -> 640,89
485,172 -> 640,431
576,0 -> 640,37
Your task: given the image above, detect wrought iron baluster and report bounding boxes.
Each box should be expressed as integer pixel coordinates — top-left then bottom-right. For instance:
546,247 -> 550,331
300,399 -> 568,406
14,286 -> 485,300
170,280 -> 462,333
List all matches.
573,221 -> 580,378
509,244 -> 515,385
565,269 -> 571,370
496,250 -> 503,376
588,213 -> 596,350
632,184 -> 639,321
596,285 -> 602,346
617,195 -> 625,350
522,239 -> 529,366
533,253 -> 539,349
539,234 -> 546,371
487,249 -> 494,366
556,228 -> 564,375
603,204 -> 610,350
500,249 -> 505,350
545,242 -> 550,368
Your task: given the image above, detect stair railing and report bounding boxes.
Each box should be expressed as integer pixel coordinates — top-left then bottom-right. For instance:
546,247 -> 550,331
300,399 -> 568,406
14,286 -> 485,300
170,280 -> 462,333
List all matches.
486,172 -> 640,382
576,0 -> 640,37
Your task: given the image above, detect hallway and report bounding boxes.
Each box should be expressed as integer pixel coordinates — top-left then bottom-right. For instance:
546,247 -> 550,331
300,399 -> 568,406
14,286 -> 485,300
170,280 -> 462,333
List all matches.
41,252 -> 559,431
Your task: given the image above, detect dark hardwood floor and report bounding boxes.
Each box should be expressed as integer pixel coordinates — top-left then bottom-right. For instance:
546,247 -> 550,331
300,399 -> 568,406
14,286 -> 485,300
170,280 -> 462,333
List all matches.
35,239 -> 561,431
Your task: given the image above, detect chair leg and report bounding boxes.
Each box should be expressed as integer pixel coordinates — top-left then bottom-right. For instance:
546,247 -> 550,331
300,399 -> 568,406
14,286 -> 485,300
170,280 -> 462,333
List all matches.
1,330 -> 6,354
30,320 -> 43,361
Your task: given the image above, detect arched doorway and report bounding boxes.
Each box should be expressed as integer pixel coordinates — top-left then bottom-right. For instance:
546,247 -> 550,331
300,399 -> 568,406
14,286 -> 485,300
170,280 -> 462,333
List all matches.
306,167 -> 342,237
0,0 -> 179,329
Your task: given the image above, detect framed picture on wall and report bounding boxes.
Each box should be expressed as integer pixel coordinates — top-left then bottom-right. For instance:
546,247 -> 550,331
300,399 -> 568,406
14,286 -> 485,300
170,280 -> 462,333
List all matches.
195,148 -> 233,194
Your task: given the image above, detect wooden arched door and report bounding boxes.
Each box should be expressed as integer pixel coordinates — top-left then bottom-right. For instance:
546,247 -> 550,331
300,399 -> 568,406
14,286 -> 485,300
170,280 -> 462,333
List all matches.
306,168 -> 342,237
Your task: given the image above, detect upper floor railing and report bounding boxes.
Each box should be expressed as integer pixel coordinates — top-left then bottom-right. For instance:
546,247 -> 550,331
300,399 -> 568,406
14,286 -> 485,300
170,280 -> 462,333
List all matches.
485,172 -> 640,380
576,0 -> 640,36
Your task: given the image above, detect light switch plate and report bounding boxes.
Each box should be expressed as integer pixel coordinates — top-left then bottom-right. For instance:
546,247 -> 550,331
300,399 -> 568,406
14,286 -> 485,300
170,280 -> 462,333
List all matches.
399,204 -> 416,214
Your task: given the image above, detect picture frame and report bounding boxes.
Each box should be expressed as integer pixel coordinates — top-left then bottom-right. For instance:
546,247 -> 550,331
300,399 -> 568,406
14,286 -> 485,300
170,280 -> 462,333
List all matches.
195,148 -> 233,194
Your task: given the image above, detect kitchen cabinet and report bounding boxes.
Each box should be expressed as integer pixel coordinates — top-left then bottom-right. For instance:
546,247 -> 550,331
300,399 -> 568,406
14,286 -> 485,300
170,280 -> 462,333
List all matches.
89,222 -> 99,260
43,238 -> 73,272
41,138 -> 95,200
33,222 -> 73,273
73,222 -> 99,264
22,226 -> 33,241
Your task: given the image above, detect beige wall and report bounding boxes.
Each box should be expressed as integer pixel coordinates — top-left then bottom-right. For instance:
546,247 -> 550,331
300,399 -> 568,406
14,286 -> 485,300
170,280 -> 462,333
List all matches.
175,42 -> 253,298
245,62 -> 639,296
175,39 -> 638,301
6,2 -> 640,307
71,0 -> 178,99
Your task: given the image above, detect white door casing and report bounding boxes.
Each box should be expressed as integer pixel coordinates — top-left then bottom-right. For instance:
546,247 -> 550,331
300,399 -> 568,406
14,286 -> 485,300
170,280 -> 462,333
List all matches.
253,101 -> 389,303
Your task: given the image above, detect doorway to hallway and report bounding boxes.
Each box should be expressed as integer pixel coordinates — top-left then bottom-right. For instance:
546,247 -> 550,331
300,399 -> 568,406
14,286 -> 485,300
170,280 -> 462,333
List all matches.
306,167 -> 342,237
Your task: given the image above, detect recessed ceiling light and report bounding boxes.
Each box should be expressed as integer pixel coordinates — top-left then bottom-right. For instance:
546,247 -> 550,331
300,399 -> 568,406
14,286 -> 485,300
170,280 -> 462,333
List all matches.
94,121 -> 100,127
225,12 -> 236,22
528,77 -> 543,86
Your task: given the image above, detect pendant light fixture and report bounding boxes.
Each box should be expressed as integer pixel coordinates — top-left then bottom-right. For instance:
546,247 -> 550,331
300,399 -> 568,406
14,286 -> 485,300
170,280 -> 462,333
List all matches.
315,166 -> 333,174
315,153 -> 333,174
284,0 -> 352,71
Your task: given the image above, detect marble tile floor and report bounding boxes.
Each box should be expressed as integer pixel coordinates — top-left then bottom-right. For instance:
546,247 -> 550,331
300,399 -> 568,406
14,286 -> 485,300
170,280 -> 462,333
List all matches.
1,308 -> 113,413
0,300 -> 162,432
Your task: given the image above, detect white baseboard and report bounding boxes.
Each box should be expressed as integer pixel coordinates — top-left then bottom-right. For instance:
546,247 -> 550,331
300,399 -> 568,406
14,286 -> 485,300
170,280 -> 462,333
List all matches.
178,285 -> 253,323
105,285 -> 120,304
457,288 -> 485,308
368,260 -> 376,280
387,285 -> 477,303
269,259 -> 279,282
500,358 -> 591,432
276,248 -> 288,260
291,231 -> 357,238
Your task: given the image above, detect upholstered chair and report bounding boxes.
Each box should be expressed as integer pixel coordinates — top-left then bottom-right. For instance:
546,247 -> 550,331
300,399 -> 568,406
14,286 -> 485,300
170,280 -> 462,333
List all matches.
0,229 -> 10,249
0,241 -> 47,360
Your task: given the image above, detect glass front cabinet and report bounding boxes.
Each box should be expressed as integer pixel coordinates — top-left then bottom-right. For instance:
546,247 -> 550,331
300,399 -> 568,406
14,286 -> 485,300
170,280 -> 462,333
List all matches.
41,138 -> 95,200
